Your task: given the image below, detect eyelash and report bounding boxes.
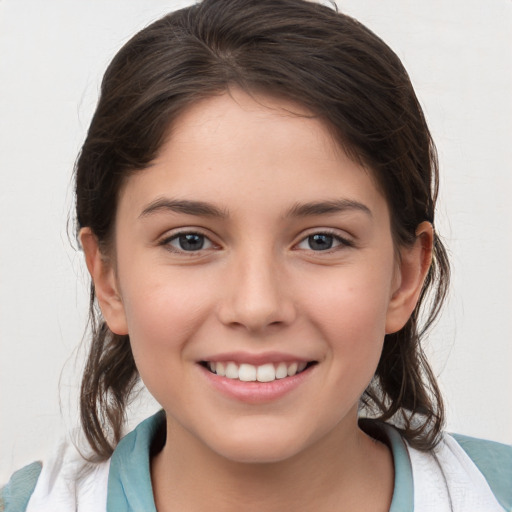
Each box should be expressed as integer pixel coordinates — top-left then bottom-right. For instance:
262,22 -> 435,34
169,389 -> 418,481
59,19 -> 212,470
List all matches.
159,229 -> 353,255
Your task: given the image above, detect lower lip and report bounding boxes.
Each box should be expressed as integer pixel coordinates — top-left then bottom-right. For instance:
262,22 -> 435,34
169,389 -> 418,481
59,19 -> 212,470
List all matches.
199,364 -> 314,404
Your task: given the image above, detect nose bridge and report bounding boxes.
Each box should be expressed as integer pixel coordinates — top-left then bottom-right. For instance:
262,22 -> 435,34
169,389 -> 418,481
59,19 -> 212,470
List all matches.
219,242 -> 294,331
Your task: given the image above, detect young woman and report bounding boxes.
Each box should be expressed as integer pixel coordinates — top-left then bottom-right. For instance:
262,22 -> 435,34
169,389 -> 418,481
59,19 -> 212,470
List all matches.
2,1 -> 511,510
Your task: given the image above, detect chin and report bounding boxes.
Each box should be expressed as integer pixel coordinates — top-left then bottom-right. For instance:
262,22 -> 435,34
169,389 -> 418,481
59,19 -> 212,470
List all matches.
216,443 -> 301,465
206,426 -> 313,465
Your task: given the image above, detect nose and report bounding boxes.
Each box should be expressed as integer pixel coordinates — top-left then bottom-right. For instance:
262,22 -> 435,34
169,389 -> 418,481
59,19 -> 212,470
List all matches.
217,249 -> 296,333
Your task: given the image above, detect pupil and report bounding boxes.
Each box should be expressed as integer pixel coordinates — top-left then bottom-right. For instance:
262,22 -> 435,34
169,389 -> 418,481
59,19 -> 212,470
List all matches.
309,234 -> 333,251
179,234 -> 204,251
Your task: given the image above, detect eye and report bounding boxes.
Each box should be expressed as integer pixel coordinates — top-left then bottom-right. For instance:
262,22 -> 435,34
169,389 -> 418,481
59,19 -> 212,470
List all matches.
296,232 -> 352,251
164,232 -> 215,252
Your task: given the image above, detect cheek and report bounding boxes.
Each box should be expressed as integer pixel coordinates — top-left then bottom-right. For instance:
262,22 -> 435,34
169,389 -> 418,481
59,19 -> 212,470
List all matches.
118,270 -> 213,376
308,266 -> 392,337
302,263 -> 393,382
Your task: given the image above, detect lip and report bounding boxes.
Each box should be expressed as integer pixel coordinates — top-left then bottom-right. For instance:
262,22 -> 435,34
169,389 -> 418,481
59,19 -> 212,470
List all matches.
198,360 -> 316,404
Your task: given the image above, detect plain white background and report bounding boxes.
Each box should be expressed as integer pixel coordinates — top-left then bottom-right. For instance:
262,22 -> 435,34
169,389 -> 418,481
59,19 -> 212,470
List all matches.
1,0 -> 511,483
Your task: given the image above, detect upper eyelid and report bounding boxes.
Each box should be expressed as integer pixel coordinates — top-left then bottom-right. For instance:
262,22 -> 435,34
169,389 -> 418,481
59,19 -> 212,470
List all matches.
159,227 -> 215,241
295,227 -> 353,242
159,229 -> 219,249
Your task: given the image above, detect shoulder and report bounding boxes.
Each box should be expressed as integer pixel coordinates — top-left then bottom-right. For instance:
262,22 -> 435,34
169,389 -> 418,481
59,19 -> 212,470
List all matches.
450,433 -> 512,511
370,419 -> 512,512
1,440 -> 110,512
0,412 -> 164,512
0,462 -> 42,512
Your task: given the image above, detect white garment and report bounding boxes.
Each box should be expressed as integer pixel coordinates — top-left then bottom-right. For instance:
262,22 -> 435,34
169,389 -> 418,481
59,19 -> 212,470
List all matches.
409,435 -> 504,511
25,440 -> 109,512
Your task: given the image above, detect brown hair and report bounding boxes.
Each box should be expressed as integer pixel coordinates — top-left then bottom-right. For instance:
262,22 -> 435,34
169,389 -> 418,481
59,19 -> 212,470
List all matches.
76,0 -> 449,459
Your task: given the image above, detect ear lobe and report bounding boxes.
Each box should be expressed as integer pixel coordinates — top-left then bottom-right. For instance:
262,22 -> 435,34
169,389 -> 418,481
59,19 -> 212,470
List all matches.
385,221 -> 433,334
79,228 -> 129,336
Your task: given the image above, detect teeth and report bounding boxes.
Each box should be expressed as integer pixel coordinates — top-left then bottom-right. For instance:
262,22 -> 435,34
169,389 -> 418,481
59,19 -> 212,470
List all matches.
275,362 -> 288,379
257,363 -> 275,382
287,362 -> 298,376
239,364 -> 257,382
225,362 -> 238,379
207,361 -> 309,382
216,361 -> 226,377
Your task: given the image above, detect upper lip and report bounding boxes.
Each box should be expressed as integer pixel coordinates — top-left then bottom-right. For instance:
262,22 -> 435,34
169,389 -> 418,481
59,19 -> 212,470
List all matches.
199,351 -> 315,365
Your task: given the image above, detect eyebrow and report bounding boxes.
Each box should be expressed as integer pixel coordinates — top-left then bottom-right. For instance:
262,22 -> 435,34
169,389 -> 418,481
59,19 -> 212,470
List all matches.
139,197 -> 372,220
286,199 -> 372,218
139,198 -> 228,219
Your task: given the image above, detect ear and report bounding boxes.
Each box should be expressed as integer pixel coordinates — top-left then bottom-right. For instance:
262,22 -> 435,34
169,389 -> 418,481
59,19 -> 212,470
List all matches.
385,221 -> 433,334
79,228 -> 128,335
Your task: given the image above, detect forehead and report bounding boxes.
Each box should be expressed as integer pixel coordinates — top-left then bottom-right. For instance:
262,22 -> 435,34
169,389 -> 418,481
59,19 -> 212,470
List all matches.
118,89 -> 388,223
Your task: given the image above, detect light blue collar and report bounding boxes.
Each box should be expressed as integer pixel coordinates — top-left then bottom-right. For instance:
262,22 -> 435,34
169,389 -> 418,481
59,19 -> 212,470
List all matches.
107,411 -> 164,512
366,420 -> 414,511
107,411 -> 413,511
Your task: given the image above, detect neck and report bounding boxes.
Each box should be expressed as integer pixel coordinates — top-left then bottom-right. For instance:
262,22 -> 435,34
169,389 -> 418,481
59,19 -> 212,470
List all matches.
151,412 -> 394,512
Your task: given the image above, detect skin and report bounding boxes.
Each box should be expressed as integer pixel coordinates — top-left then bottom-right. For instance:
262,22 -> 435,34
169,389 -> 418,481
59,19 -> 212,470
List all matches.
81,89 -> 433,511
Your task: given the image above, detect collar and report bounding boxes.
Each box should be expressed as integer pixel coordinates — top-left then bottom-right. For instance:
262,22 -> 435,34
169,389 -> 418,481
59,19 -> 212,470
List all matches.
107,411 -> 413,511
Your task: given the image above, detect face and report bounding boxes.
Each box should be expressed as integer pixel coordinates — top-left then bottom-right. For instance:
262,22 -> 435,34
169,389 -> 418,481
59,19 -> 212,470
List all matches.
93,90 -> 420,464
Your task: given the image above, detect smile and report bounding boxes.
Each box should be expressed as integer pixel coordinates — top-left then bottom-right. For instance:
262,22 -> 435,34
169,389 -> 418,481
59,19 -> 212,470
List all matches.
201,361 -> 315,382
